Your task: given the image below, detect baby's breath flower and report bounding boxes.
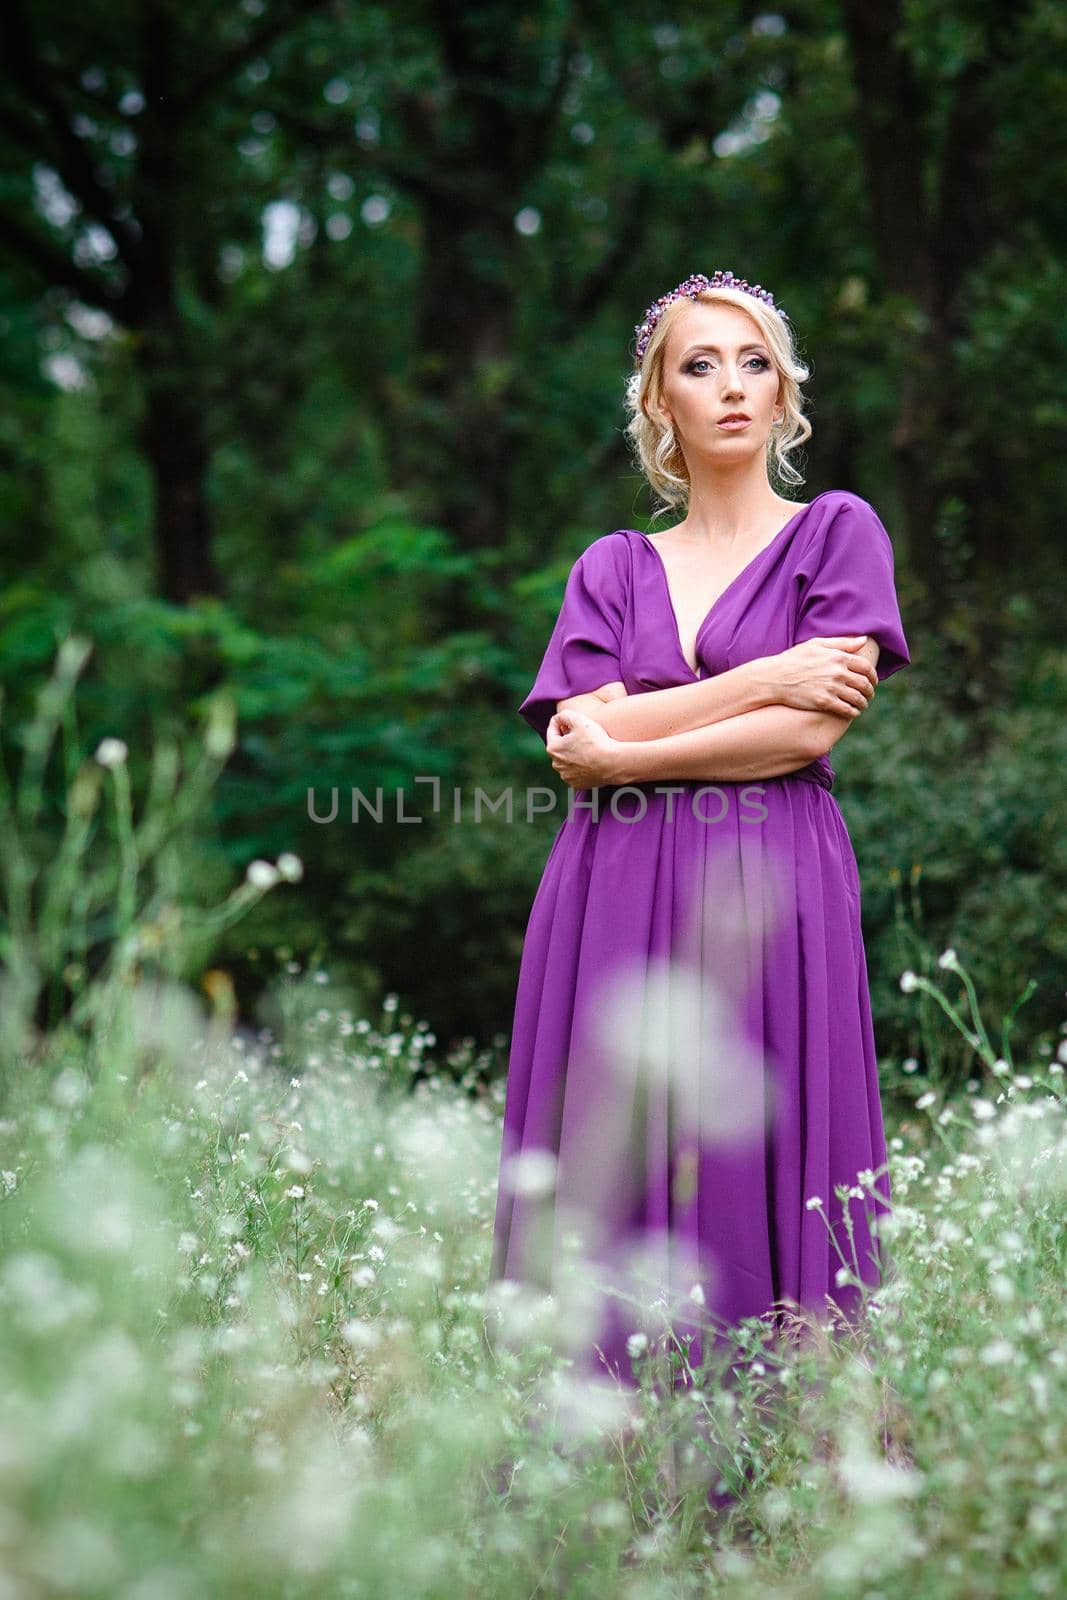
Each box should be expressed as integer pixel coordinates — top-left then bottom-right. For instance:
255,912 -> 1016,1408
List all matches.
915,1091 -> 937,1111
95,736 -> 128,768
805,1195 -> 823,1210
937,948 -> 959,971
246,859 -> 280,889
284,1185 -> 305,1200
980,1338 -> 1015,1366
276,852 -> 304,882
626,1332 -> 649,1358
900,970 -> 919,992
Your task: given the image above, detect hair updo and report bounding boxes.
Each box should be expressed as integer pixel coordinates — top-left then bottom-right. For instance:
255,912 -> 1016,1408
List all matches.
623,286 -> 813,520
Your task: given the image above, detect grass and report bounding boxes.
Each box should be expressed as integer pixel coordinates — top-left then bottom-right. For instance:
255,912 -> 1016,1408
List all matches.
0,959 -> 1064,1598
1,641 -> 1064,1596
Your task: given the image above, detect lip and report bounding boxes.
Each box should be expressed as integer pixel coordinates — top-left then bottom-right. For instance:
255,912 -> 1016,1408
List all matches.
717,414 -> 752,429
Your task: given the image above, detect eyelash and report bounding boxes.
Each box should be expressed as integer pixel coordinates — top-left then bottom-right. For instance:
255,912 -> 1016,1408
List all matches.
684,356 -> 771,375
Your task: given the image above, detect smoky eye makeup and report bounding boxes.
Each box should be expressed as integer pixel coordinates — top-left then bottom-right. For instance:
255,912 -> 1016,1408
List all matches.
682,353 -> 772,374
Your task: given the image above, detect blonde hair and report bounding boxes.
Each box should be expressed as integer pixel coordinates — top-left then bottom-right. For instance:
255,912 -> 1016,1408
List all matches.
623,287 -> 812,520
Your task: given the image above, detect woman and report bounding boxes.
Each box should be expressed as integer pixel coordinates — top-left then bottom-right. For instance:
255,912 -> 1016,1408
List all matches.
488,270 -> 911,1393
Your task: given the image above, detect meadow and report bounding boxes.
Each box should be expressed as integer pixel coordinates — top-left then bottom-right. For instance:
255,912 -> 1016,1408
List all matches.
0,646 -> 1064,1599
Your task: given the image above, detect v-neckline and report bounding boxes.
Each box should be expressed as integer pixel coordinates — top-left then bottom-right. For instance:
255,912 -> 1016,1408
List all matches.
629,494 -> 825,678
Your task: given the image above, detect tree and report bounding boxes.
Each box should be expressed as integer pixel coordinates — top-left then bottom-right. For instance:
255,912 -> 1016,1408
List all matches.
0,0 -> 333,601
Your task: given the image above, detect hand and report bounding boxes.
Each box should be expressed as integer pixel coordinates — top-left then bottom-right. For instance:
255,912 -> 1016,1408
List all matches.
546,707 -> 623,788
762,636 -> 878,718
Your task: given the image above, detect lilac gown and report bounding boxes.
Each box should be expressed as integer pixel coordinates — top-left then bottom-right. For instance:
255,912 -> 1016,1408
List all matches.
489,489 -> 911,1386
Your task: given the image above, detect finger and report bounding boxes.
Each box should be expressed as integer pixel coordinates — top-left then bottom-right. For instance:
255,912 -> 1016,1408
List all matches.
847,673 -> 876,699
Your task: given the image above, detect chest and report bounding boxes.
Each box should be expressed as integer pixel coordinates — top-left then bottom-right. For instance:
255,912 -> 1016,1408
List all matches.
622,534 -> 803,687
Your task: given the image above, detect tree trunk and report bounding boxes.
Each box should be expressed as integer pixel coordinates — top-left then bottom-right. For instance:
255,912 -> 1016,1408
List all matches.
136,335 -> 220,603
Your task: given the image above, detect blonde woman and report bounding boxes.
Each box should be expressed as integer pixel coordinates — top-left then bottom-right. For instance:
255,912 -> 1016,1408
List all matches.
489,271 -> 911,1405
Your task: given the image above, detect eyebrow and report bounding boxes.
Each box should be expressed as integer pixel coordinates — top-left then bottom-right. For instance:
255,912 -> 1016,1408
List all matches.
680,343 -> 769,357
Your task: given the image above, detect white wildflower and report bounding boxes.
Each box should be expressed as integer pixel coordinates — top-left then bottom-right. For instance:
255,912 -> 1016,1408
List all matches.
276,852 -> 304,881
95,736 -> 128,768
343,1319 -> 381,1349
246,859 -> 279,889
501,1148 -> 557,1200
980,1338 -> 1015,1366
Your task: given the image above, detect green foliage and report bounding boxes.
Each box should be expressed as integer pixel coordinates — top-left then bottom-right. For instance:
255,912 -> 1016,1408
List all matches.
0,637 -> 300,1075
0,0 -> 1064,1054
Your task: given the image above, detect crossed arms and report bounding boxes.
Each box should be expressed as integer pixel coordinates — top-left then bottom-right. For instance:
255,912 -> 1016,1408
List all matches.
547,640 -> 882,787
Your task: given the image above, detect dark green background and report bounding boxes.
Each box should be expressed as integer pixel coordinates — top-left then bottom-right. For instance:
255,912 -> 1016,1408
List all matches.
2,0 -> 1065,1083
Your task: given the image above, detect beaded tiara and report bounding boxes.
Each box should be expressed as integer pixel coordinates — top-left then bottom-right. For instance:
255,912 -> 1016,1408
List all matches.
633,269 -> 788,365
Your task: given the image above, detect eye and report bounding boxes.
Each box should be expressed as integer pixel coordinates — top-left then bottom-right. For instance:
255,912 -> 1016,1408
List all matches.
683,354 -> 772,375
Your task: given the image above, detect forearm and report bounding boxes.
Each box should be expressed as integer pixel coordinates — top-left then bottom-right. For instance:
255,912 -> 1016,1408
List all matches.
609,704 -> 848,785
561,657 -> 777,742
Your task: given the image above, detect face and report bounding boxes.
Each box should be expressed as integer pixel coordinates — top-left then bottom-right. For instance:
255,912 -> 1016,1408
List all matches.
651,298 -> 784,460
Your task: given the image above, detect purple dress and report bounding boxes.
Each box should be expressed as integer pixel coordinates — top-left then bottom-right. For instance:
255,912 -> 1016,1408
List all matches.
489,490 -> 911,1385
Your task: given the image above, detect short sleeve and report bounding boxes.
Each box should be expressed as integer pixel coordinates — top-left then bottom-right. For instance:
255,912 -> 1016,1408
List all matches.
518,536 -> 627,743
793,495 -> 911,682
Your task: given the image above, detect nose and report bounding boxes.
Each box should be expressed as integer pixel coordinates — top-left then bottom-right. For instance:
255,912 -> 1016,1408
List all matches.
720,364 -> 745,399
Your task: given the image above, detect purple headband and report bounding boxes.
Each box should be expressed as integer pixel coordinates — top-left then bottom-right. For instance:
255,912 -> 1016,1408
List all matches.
633,269 -> 788,365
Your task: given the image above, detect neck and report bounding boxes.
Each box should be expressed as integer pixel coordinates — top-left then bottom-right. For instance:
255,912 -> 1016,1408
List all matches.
677,457 -> 794,544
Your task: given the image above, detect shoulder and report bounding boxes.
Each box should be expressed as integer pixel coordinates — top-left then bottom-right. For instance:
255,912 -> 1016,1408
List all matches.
582,529 -> 635,563
796,489 -> 897,571
566,529 -> 634,586
820,489 -> 892,533
805,488 -> 887,528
